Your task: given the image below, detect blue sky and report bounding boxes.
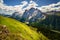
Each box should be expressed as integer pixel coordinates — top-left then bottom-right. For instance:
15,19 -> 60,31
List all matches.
0,0 -> 60,15
3,0 -> 60,6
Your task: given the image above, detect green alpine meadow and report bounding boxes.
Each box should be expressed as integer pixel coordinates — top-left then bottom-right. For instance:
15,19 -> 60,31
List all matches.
0,16 -> 48,40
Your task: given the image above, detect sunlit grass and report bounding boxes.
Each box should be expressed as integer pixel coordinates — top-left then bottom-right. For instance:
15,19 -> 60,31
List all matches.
0,16 -> 49,40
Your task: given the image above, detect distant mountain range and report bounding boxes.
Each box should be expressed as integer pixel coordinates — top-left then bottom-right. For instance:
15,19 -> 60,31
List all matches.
0,8 -> 46,23
0,7 -> 60,24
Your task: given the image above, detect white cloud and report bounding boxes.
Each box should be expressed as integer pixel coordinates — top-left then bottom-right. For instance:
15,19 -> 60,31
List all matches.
0,0 -> 38,15
0,0 -> 3,3
23,0 -> 38,10
38,2 -> 60,12
0,1 -> 28,15
0,0 -> 60,15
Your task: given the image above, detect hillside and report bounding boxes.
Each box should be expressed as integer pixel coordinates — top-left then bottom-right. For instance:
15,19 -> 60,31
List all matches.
0,16 -> 48,40
29,14 -> 60,31
29,15 -> 60,40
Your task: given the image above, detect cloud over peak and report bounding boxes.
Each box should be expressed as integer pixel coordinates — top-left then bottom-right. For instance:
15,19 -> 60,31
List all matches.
23,0 -> 38,10
38,2 -> 60,12
0,0 -> 38,15
0,0 -> 60,15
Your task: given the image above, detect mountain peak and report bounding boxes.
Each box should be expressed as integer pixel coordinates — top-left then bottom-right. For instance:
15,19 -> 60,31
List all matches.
21,7 -> 45,23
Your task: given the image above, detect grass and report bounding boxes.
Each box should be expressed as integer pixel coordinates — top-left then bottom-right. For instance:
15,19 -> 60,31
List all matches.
0,16 -> 49,40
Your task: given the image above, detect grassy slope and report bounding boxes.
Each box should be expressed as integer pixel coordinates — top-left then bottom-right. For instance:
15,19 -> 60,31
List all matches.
0,16 -> 48,40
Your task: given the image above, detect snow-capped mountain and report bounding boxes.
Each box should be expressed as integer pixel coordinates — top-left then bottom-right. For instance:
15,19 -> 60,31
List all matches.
21,8 -> 45,23
9,7 -> 60,24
